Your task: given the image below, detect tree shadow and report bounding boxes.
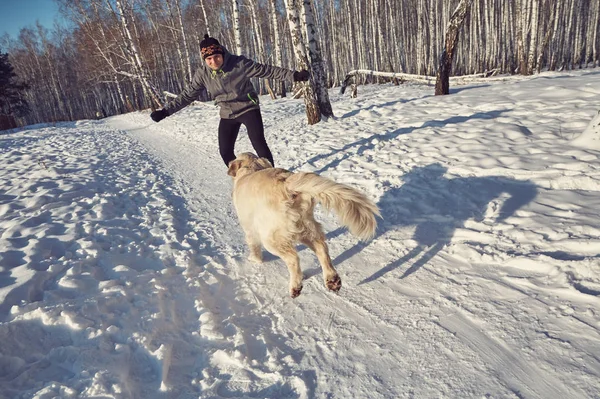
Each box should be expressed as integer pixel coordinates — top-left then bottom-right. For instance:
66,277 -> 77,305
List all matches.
340,97 -> 417,119
331,163 -> 538,284
449,84 -> 490,94
301,110 -> 509,174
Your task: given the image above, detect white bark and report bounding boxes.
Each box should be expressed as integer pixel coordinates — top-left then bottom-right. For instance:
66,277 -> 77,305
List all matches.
283,0 -> 320,125
593,0 -> 600,66
113,0 -> 162,107
199,0 -> 211,36
417,0 -> 425,75
269,0 -> 286,97
566,0 -> 577,69
176,0 -> 193,82
536,0 -> 556,73
232,0 -> 242,54
527,0 -> 539,74
341,68 -> 500,95
435,0 -> 473,95
301,0 -> 333,118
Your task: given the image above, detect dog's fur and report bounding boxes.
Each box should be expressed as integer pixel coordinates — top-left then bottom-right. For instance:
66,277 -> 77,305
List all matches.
228,153 -> 380,297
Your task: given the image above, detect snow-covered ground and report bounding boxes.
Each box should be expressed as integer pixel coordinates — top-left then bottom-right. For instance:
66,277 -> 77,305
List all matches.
1,70 -> 600,399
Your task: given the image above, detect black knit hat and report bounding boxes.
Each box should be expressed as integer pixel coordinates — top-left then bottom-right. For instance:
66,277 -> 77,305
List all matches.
200,34 -> 224,59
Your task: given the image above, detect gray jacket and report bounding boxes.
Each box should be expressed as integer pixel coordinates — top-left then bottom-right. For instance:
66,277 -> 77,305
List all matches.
165,50 -> 295,119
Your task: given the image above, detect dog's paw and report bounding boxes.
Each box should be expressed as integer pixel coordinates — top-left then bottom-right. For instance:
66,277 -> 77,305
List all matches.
326,275 -> 342,292
290,285 -> 303,298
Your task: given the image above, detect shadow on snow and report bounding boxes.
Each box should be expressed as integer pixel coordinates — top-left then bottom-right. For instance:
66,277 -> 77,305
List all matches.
301,109 -> 509,174
329,163 -> 538,284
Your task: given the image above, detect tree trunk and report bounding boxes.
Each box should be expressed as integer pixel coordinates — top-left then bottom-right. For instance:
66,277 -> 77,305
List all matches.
302,0 -> 333,118
232,0 -> 242,54
593,0 -> 600,66
175,0 -> 193,82
270,0 -> 286,97
435,0 -> 473,95
113,0 -> 162,107
536,0 -> 556,73
517,0 -> 530,74
527,0 -> 539,74
284,0 -> 320,125
199,0 -> 211,36
417,0 -> 425,75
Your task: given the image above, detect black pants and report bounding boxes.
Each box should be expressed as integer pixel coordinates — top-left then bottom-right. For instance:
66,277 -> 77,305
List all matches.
218,109 -> 274,167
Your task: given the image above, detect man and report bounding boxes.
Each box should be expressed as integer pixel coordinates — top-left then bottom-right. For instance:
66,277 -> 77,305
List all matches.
151,34 -> 310,167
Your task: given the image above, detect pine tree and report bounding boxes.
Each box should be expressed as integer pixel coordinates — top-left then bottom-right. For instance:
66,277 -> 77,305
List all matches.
0,52 -> 30,122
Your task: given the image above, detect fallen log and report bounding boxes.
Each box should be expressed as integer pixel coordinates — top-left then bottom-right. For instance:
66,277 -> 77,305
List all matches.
340,69 -> 499,96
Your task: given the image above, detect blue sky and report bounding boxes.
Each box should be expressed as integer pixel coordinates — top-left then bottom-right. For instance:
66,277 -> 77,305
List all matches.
0,0 -> 62,39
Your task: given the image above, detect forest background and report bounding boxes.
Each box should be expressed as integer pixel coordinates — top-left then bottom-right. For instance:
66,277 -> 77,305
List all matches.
0,0 -> 599,127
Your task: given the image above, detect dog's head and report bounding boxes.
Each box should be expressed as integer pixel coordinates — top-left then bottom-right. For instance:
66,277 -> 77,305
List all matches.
227,152 -> 273,178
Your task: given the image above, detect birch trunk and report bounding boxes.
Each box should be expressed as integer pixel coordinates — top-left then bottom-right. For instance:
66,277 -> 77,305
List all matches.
232,0 -> 242,54
302,0 -> 333,118
199,0 -> 211,36
427,0 -> 436,75
346,0 -> 356,70
176,0 -> 193,82
574,0 -> 586,67
536,0 -> 556,73
283,0 -> 320,125
417,0 -> 425,75
592,0 -> 600,66
517,0 -> 530,74
549,0 -> 564,70
165,0 -> 188,85
113,0 -> 162,107
565,0 -> 577,69
269,0 -> 286,97
587,0 -> 599,66
527,0 -> 539,74
435,0 -> 473,95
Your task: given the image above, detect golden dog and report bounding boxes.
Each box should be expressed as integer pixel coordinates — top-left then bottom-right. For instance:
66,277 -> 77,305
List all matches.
228,153 -> 380,298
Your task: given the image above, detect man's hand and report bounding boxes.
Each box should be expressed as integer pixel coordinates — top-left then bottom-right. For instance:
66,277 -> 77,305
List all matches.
293,70 -> 310,82
151,109 -> 169,122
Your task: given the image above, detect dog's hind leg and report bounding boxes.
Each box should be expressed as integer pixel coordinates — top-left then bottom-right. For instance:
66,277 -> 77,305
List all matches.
244,230 -> 263,264
302,235 -> 341,293
264,240 -> 303,298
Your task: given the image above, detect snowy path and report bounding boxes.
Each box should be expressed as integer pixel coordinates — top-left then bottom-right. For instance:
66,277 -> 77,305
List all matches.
1,70 -> 600,398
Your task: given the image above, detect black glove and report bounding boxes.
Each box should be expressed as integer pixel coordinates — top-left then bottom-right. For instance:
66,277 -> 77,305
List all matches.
150,109 -> 169,122
293,70 -> 310,82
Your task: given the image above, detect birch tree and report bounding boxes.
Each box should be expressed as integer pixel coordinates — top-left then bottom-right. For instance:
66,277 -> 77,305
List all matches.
284,0 -> 320,124
232,0 -> 242,54
435,0 -> 473,95
536,0 -> 556,73
174,0 -> 193,82
526,0 -> 539,74
6,0 -> 600,128
301,0 -> 333,118
113,0 -> 162,107
270,0 -> 286,96
593,0 -> 600,67
198,0 -> 211,36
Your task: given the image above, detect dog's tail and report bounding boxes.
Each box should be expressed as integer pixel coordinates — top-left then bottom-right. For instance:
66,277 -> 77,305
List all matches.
285,172 -> 380,241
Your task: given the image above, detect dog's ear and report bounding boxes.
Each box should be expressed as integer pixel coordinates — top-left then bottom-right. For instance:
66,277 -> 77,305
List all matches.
227,159 -> 242,177
256,157 -> 273,169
